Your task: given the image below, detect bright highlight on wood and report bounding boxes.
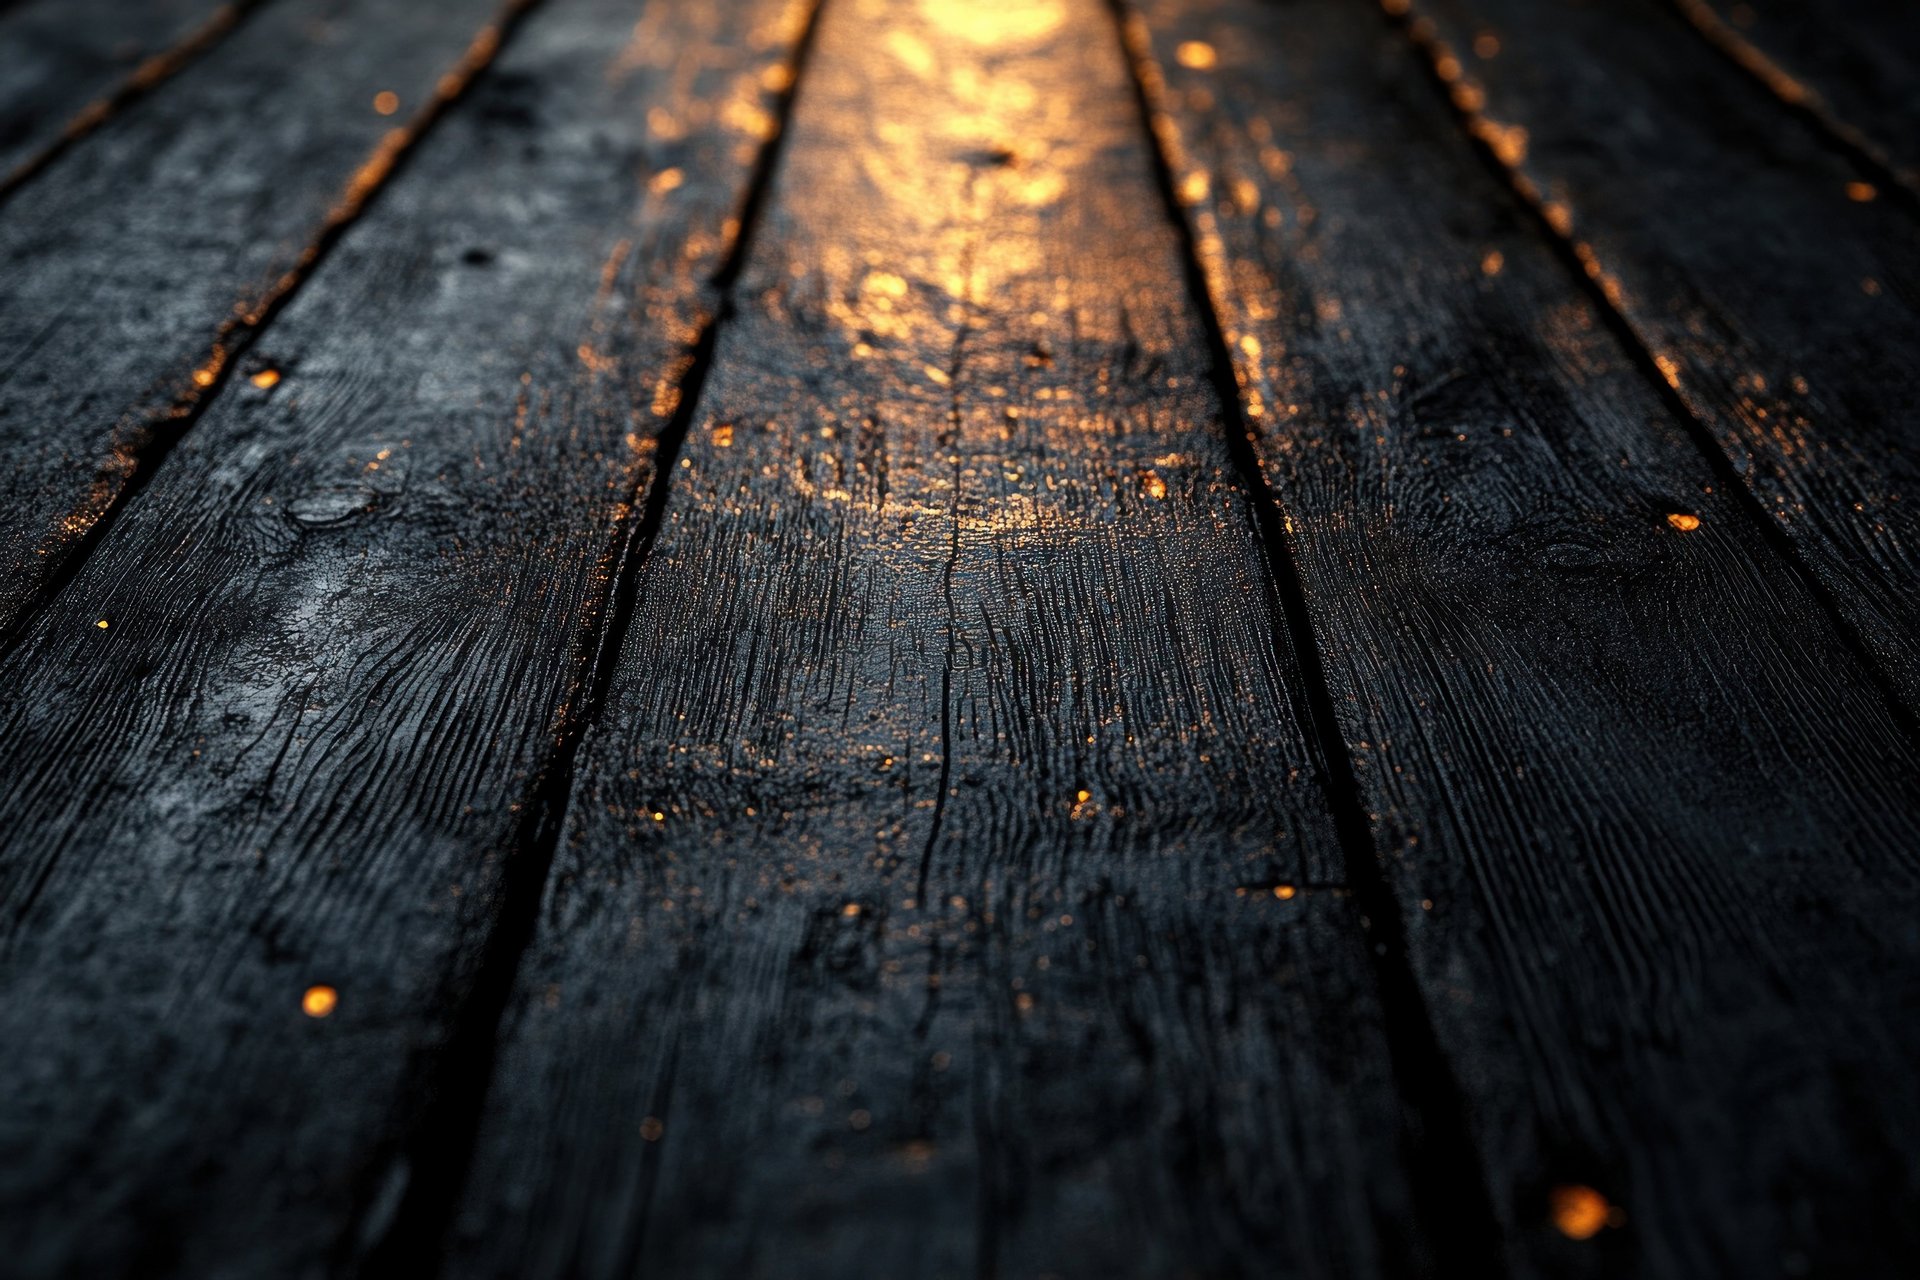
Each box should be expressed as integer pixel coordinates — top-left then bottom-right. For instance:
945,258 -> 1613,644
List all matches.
301,986 -> 338,1018
1549,1184 -> 1617,1240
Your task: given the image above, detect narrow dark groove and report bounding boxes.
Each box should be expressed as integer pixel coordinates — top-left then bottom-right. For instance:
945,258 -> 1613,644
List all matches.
0,0 -> 277,206
0,0 -> 549,667
1105,3 -> 1509,1274
916,299 -> 974,908
1388,0 -> 1920,749
1663,0 -> 1920,213
352,4 -> 830,1273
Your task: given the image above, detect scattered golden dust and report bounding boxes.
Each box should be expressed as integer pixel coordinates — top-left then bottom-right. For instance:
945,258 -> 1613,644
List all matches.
1550,1184 -> 1621,1240
373,91 -> 400,116
1175,41 -> 1217,70
302,985 -> 338,1018
1667,512 -> 1701,532
1476,119 -> 1528,167
1142,471 -> 1168,499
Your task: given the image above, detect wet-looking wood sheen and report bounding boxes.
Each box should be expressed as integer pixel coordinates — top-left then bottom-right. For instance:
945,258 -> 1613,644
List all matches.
0,0 -> 1914,1276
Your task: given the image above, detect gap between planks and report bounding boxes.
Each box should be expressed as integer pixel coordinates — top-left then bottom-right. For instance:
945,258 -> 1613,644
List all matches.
1662,0 -> 1920,211
1383,0 -> 1920,752
353,1 -> 833,1267
1105,0 -> 1510,1274
0,0 -> 548,666
0,0 -> 272,206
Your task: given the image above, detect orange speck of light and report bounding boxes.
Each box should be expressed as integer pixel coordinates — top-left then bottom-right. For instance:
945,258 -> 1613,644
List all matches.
1142,472 -> 1169,500
1667,512 -> 1701,532
302,985 -> 338,1018
95,618 -> 110,630
1474,32 -> 1501,58
373,91 -> 400,116
192,367 -> 217,388
1550,1184 -> 1617,1240
1846,181 -> 1877,203
842,903 -> 862,918
1481,250 -> 1504,276
251,368 -> 281,389
1175,41 -> 1217,70
1273,884 -> 1297,900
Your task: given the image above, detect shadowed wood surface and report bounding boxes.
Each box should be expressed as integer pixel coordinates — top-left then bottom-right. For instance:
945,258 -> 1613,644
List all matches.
443,1 -> 1431,1276
0,0 -> 808,1272
0,0 -> 237,187
1127,0 -> 1920,1274
0,0 -> 517,640
1401,0 -> 1920,717
1671,0 -> 1920,194
1,0 -> 1918,1276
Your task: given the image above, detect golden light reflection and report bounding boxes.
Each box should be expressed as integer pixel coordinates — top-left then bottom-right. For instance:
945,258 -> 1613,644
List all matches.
373,91 -> 400,116
250,368 -> 281,389
917,0 -> 1066,47
1666,512 -> 1701,532
302,985 -> 338,1018
1175,41 -> 1217,70
1549,1184 -> 1620,1239
1846,181 -> 1877,203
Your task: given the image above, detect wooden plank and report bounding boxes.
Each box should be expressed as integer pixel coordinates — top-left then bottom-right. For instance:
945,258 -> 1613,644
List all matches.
1125,0 -> 1920,1275
1669,0 -> 1920,197
0,0 -> 521,641
0,0 -> 247,195
444,0 -> 1437,1274
1393,0 -> 1920,719
0,0 -> 810,1273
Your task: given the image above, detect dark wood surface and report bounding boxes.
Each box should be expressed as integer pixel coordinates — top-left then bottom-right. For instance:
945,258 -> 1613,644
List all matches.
0,0 -> 238,190
1671,0 -> 1920,195
0,0 -> 520,640
1133,0 -> 1920,1274
1402,0 -> 1920,718
1,0 -> 1916,1276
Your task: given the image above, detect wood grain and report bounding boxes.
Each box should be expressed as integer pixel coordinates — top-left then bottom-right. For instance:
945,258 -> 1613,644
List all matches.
0,0 -> 809,1273
1127,0 -> 1920,1274
0,0 -> 517,642
444,0 -> 1432,1275
0,0 -> 239,189
1398,0 -> 1920,719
